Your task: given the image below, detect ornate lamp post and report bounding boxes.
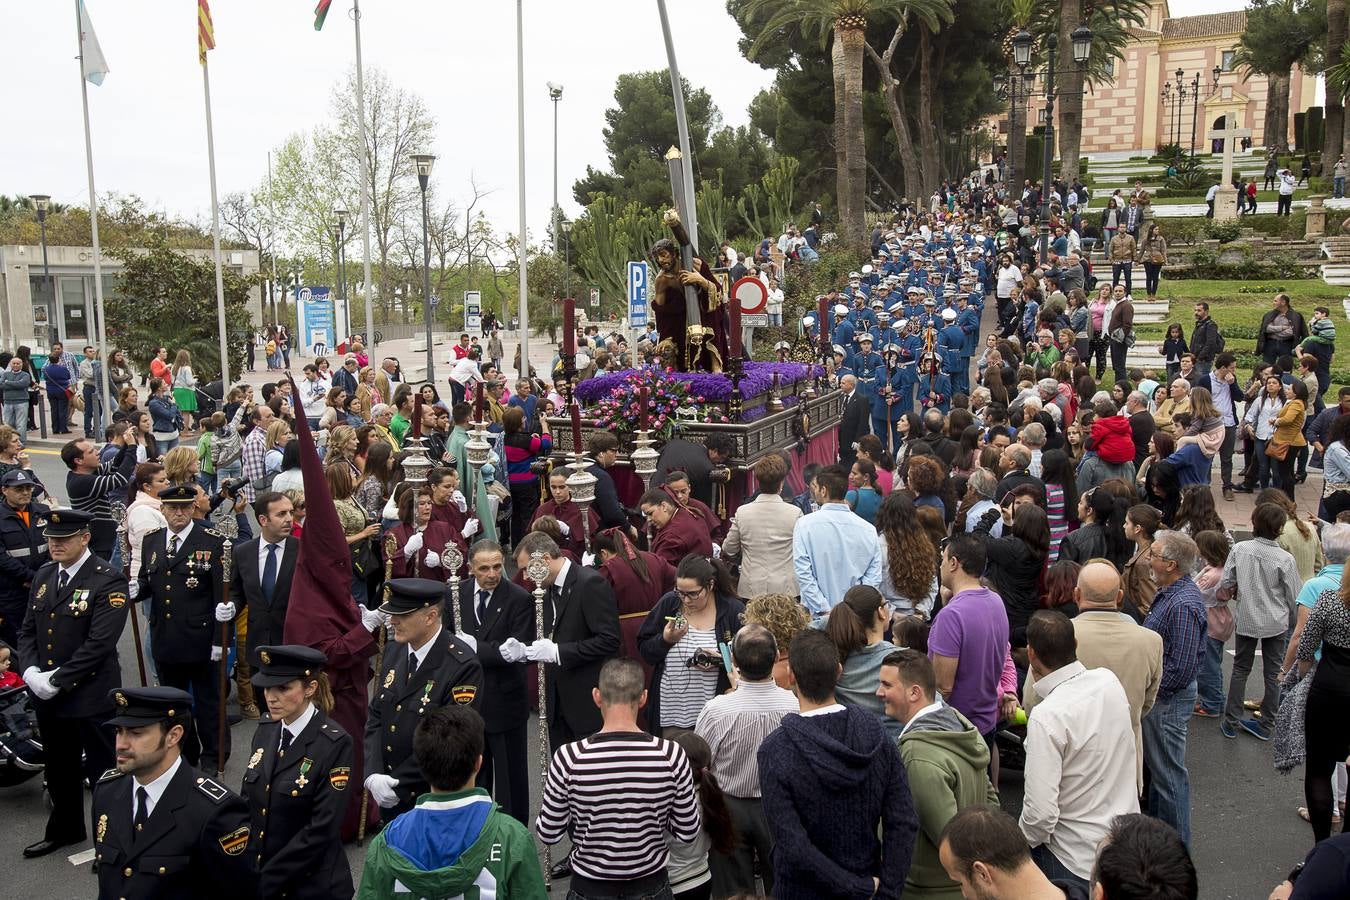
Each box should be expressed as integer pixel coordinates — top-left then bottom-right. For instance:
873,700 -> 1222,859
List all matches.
411,153 -> 437,383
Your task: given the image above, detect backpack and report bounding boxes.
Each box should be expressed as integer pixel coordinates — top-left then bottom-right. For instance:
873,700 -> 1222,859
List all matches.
212,429 -> 242,469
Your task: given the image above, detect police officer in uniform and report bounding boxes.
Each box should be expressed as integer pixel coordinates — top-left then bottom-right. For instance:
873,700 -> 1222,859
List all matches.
91,686 -> 257,899
0,468 -> 50,648
134,484 -> 232,772
17,508 -> 129,858
364,578 -> 483,822
242,645 -> 354,900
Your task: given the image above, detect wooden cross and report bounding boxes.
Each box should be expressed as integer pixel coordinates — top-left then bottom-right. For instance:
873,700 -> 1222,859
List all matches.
1206,117 -> 1253,222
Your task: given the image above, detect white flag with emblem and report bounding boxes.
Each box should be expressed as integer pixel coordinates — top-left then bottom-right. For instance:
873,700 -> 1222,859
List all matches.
79,0 -> 109,86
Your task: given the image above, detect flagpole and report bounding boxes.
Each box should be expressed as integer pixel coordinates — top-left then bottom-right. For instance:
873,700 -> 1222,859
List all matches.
352,0 -> 375,353
515,0 -> 530,380
202,56 -> 231,391
268,151 -> 280,328
75,0 -> 113,429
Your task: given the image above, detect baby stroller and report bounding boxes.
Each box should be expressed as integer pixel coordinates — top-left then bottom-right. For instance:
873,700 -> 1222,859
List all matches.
0,682 -> 44,787
196,381 -> 223,419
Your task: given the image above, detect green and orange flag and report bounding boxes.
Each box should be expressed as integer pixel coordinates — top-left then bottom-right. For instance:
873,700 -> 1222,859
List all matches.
314,0 -> 334,30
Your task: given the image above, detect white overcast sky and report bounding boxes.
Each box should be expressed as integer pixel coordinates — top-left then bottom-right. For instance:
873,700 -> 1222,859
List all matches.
1,0 -> 1245,247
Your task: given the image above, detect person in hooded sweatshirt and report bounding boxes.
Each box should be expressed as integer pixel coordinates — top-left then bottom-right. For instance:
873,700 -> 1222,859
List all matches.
758,628 -> 917,899
878,649 -> 999,899
356,705 -> 545,900
1076,398 -> 1137,494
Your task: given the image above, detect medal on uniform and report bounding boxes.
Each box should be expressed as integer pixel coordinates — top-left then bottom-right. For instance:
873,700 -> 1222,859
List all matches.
96,814 -> 107,843
383,669 -> 395,689
419,681 -> 434,711
247,748 -> 264,770
295,758 -> 312,789
37,583 -> 47,599
186,576 -> 199,588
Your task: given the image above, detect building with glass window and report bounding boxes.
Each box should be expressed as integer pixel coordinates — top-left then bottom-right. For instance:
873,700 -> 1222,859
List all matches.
0,243 -> 261,354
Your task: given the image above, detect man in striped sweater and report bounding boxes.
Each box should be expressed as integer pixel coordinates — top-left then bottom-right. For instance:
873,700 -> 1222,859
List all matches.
61,431 -> 137,560
537,657 -> 701,899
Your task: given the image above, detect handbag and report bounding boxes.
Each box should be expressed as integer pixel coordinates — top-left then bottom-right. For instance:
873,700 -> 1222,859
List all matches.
1265,440 -> 1291,461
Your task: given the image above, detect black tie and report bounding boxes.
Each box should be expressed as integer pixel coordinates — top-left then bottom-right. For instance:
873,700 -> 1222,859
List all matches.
169,534 -> 180,557
278,729 -> 293,757
57,570 -> 69,594
476,590 -> 490,624
407,651 -> 418,683
134,787 -> 149,834
543,586 -> 558,637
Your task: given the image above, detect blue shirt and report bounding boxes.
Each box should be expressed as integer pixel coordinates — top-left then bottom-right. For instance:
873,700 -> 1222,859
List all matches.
845,487 -> 882,525
792,502 -> 883,616
1143,575 -> 1207,699
1296,563 -> 1342,661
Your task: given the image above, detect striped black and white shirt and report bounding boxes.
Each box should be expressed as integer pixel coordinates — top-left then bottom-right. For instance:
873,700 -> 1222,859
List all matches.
536,730 -> 701,882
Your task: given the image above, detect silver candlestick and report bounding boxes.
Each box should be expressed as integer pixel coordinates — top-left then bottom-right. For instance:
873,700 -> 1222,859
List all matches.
443,540 -> 465,635
465,419 -> 491,534
525,550 -> 554,890
631,430 -> 659,493
565,452 -> 598,548
401,434 -> 433,486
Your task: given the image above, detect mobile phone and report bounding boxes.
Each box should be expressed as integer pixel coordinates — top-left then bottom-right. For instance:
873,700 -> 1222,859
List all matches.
1000,491 -> 1014,507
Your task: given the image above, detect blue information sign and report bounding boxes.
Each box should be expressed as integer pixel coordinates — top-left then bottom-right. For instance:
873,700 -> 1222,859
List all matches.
627,261 -> 649,328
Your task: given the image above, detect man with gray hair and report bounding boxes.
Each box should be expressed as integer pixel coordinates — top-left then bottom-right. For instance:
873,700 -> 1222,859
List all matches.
1037,378 -> 1069,423
1124,389 -> 1156,468
996,444 -> 1043,504
962,468 -> 1004,537
1020,422 -> 1047,478
1282,523 -> 1350,677
1141,530 -> 1207,846
696,625 -> 799,896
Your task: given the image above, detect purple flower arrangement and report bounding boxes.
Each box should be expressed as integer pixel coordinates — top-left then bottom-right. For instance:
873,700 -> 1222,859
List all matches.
573,362 -> 822,436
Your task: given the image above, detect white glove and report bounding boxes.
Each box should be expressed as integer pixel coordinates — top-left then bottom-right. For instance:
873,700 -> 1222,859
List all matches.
452,490 -> 467,513
557,520 -> 571,537
581,551 -> 596,567
128,581 -> 140,601
403,531 -> 424,558
364,774 -> 401,809
424,550 -> 441,570
458,633 -> 478,653
210,646 -> 223,662
500,637 -> 527,663
525,639 -> 560,665
214,601 -> 236,623
359,605 -> 384,633
462,519 -> 480,539
711,542 -> 722,559
23,667 -> 60,700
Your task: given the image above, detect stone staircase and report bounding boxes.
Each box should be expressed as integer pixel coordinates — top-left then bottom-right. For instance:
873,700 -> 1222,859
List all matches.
1322,235 -> 1350,288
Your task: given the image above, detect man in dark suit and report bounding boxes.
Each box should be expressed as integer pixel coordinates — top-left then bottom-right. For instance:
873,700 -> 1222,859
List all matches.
17,508 -> 129,857
837,374 -> 870,469
449,540 -> 535,824
333,354 -> 359,398
229,491 -> 299,718
1124,390 -> 1156,468
91,686 -> 257,897
514,531 -> 620,749
137,484 -> 231,772
585,431 -> 630,530
365,578 -> 483,822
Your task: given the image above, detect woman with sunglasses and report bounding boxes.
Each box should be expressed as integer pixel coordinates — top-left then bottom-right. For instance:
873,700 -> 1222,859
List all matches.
636,555 -> 743,738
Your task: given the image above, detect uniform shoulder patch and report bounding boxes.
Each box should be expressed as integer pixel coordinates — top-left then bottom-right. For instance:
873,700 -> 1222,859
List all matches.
451,683 -> 477,705
97,768 -> 125,784
328,766 -> 350,791
217,825 -> 250,856
195,776 -> 230,803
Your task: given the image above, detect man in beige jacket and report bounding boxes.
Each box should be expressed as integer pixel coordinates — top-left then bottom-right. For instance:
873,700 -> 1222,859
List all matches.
1024,561 -> 1162,792
721,453 -> 801,598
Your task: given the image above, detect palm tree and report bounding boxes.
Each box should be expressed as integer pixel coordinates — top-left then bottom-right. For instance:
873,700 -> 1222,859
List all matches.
745,0 -> 923,244
1325,0 -> 1347,166
1231,0 -> 1323,152
998,0 -> 1040,194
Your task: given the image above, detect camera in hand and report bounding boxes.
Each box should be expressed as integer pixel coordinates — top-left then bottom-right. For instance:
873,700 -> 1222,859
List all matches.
686,648 -> 722,672
218,477 -> 248,496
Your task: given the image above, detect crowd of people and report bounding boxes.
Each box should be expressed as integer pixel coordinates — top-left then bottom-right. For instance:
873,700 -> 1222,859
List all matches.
3,206 -> 1350,900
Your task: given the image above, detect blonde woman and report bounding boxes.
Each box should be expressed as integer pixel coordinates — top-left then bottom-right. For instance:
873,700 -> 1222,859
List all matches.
263,419 -> 293,475
354,365 -> 380,421
741,592 -> 812,690
170,349 -> 199,431
160,444 -> 200,487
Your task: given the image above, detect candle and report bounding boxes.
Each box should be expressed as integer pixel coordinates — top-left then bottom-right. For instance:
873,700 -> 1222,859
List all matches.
728,292 -> 742,359
411,394 -> 423,439
563,298 -> 576,357
570,401 -> 583,454
474,381 -> 484,422
817,296 -> 829,348
638,387 -> 649,431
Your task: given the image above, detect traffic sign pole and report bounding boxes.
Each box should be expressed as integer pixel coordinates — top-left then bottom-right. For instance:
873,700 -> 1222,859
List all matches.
628,261 -> 648,366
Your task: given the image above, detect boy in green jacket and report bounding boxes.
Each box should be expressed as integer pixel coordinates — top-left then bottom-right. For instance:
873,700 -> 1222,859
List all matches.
357,706 -> 545,899
879,649 -> 1000,899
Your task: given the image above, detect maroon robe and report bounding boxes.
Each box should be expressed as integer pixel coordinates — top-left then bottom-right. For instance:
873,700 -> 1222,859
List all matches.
600,551 -> 676,663
530,499 -> 600,559
429,498 -> 467,533
387,520 -> 466,581
651,506 -> 713,568
660,484 -> 723,542
651,256 -> 730,372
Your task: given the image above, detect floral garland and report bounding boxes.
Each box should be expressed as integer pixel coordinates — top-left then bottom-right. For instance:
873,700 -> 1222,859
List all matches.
575,362 -> 822,438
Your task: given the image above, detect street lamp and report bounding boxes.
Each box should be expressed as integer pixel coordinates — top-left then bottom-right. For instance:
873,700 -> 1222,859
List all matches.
29,194 -> 52,346
334,204 -> 349,342
410,152 -> 437,384
1012,29 -> 1033,68
548,82 -> 563,254
561,218 -> 573,302
1070,25 -> 1092,64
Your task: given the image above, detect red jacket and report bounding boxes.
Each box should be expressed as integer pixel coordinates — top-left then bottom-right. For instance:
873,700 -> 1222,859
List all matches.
1091,415 -> 1136,465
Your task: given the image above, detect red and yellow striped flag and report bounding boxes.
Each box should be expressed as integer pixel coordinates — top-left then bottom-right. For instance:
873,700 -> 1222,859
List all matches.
198,0 -> 215,65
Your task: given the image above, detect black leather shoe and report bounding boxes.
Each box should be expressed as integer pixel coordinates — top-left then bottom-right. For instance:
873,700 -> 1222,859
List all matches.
23,836 -> 82,859
550,855 -> 574,879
